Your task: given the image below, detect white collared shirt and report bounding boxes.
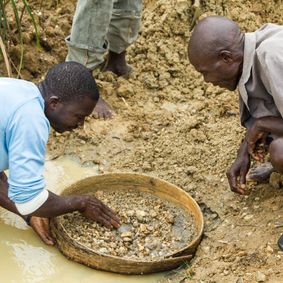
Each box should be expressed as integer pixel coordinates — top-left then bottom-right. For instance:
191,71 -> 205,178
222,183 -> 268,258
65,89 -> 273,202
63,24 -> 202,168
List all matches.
238,23 -> 283,127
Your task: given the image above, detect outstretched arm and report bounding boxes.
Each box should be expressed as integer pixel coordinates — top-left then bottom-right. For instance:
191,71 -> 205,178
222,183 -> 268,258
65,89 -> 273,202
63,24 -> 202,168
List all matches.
0,179 -> 120,229
0,172 -> 120,245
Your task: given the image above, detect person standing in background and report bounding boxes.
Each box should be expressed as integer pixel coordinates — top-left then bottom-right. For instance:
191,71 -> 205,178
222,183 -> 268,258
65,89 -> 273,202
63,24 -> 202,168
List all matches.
66,0 -> 143,119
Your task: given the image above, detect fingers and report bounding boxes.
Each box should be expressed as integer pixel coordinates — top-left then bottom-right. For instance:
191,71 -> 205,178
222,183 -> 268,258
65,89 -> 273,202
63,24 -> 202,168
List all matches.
30,217 -> 56,246
96,213 -> 120,229
38,231 -> 56,246
84,197 -> 121,229
227,170 -> 247,195
101,204 -> 120,225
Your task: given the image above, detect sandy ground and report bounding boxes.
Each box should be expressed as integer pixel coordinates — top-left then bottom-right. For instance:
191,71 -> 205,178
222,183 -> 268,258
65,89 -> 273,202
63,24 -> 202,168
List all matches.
2,0 -> 283,282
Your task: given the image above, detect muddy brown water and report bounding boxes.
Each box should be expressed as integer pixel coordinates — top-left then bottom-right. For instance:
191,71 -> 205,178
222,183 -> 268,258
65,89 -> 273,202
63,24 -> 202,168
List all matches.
0,156 -> 163,282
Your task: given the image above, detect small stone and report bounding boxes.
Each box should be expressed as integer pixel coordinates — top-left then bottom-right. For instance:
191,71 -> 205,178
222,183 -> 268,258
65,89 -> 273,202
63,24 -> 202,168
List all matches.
139,224 -> 147,232
211,213 -> 218,219
236,277 -> 244,283
99,247 -> 109,254
256,271 -> 266,282
202,246 -> 210,254
149,210 -> 157,218
244,214 -> 254,221
121,231 -> 132,238
127,210 -> 135,217
117,224 -> 132,233
266,245 -> 274,253
117,246 -> 127,254
136,210 -> 147,221
223,269 -> 229,276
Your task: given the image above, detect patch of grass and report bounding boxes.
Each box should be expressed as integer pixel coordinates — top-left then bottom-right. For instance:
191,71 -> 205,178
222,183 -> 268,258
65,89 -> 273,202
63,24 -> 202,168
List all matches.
0,0 -> 40,77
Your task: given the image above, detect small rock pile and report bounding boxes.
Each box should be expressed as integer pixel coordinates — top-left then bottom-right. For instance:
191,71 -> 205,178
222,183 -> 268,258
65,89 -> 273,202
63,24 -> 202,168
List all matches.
60,189 -> 197,261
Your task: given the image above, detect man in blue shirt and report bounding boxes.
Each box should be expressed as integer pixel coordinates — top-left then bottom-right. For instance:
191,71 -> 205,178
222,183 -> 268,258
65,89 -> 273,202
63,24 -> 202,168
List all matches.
0,62 -> 120,244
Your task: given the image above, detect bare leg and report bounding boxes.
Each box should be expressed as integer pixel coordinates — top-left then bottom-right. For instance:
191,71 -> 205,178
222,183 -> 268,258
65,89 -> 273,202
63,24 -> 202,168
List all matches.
269,137 -> 283,173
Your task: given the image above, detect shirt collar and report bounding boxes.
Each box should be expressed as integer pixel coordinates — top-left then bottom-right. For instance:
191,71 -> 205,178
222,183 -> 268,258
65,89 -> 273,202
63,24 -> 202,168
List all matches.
239,32 -> 256,85
238,32 -> 256,110
36,84 -> 45,111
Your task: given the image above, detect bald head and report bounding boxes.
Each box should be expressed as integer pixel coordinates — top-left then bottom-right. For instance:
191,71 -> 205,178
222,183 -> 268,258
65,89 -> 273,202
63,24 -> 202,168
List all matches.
189,16 -> 243,59
188,16 -> 244,91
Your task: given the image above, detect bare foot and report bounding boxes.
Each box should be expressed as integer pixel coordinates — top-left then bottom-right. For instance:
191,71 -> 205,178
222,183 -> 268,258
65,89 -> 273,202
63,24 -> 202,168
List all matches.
247,162 -> 274,183
103,51 -> 133,77
93,96 -> 114,119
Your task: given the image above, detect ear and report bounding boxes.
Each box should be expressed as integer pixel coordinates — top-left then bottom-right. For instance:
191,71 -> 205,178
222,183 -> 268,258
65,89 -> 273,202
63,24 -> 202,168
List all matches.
219,50 -> 233,64
47,96 -> 61,110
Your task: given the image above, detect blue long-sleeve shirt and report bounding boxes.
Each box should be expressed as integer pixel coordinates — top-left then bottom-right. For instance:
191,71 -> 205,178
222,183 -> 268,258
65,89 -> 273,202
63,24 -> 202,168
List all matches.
0,78 -> 50,207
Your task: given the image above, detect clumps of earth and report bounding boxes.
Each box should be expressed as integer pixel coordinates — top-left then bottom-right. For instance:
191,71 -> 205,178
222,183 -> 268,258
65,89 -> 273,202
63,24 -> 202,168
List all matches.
60,189 -> 197,261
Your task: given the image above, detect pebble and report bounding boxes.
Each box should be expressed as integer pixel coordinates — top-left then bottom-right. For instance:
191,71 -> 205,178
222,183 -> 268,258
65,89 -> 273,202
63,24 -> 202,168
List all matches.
139,224 -> 147,232
243,214 -> 254,221
122,237 -> 132,242
256,271 -> 266,282
266,245 -> 274,253
223,269 -> 229,276
202,246 -> 210,254
236,278 -> 244,283
99,247 -> 109,254
121,231 -> 133,238
136,210 -> 147,221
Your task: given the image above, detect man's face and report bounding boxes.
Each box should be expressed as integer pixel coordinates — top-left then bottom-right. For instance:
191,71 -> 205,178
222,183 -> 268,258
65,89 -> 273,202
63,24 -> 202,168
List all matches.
46,96 -> 97,133
189,52 -> 242,91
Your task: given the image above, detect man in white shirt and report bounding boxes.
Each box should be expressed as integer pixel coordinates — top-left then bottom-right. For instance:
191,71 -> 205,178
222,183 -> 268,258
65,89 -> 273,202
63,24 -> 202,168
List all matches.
188,16 -> 283,249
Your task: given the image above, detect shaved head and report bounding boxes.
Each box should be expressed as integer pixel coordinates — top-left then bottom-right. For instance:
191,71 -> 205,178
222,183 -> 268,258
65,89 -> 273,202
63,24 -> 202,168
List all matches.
188,16 -> 244,91
189,16 -> 243,59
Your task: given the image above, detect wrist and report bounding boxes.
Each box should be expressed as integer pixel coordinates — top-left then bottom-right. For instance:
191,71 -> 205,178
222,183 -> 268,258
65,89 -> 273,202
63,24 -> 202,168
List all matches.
68,195 -> 89,213
238,138 -> 249,156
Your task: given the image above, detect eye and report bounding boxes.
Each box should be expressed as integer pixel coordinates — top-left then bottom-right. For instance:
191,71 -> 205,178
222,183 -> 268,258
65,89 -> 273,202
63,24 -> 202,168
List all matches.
76,115 -> 84,120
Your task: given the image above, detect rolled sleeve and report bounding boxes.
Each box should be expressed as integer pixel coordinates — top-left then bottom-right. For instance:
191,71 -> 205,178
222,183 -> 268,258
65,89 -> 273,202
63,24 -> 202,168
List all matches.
6,98 -> 50,211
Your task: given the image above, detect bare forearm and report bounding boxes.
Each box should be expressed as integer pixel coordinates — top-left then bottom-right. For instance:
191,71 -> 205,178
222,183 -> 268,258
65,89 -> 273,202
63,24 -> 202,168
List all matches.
0,178 -> 86,218
237,138 -> 249,158
255,117 -> 283,136
29,191 -> 87,218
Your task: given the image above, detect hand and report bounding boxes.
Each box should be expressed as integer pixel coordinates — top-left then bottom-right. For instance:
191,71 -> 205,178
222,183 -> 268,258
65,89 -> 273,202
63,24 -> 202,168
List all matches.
226,140 -> 251,195
246,121 -> 267,162
29,216 -> 55,245
81,196 -> 120,229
